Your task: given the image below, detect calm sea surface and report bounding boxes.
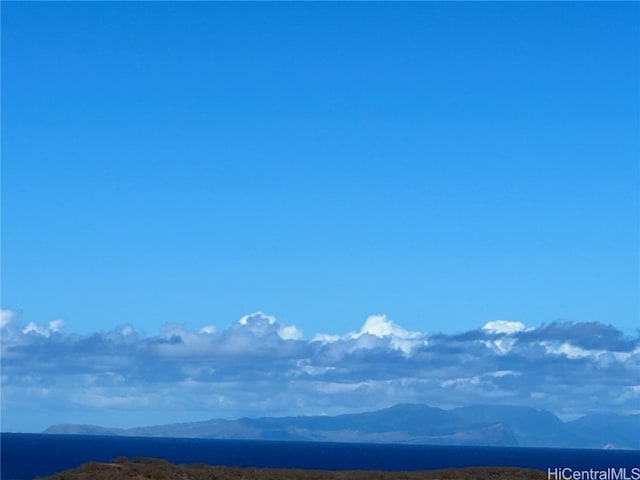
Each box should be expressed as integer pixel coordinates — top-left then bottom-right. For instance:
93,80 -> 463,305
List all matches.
1,433 -> 639,480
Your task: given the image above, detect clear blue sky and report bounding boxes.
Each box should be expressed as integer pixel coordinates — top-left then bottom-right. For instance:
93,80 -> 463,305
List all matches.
2,2 -> 639,336
2,2 -> 639,433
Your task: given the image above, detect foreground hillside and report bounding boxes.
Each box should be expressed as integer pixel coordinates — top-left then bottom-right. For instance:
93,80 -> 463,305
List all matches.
37,457 -> 547,480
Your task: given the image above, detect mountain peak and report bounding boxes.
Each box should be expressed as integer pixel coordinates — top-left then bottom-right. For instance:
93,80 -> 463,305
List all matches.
42,404 -> 640,449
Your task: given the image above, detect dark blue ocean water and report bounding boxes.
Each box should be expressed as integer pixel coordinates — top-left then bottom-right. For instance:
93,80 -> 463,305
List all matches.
1,433 -> 639,480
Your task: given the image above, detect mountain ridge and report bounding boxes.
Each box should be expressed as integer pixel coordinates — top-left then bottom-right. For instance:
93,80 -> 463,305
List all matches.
42,403 -> 640,449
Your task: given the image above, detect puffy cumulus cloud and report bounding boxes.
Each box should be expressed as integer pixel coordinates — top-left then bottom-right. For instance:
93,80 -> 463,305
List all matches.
354,314 -> 427,354
1,308 -> 19,328
1,312 -> 638,430
23,319 -> 65,337
359,315 -> 407,337
238,311 -> 276,328
482,320 -> 529,335
0,310 -> 66,338
312,314 -> 427,355
279,325 -> 303,340
480,320 -> 533,355
235,311 -> 303,341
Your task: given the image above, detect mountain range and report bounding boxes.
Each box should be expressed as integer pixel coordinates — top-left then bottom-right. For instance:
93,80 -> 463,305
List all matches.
43,404 -> 640,449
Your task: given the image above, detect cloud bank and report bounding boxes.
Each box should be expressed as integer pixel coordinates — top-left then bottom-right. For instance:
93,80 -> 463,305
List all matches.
1,309 -> 638,431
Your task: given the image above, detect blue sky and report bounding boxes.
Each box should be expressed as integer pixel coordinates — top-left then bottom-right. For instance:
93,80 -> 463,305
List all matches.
1,2 -> 639,432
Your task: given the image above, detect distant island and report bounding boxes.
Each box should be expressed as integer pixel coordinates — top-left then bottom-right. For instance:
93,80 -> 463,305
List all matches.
43,403 -> 640,449
36,456 -> 548,480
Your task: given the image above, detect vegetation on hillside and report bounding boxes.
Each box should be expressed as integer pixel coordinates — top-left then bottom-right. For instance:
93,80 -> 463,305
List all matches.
36,456 -> 548,480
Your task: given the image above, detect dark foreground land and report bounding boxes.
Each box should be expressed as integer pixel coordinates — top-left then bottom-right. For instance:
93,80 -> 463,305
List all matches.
37,457 -> 548,480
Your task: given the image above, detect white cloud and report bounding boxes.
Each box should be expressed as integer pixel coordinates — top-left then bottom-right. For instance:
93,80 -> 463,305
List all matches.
612,347 -> 640,362
154,323 -> 216,357
1,311 -> 638,427
482,320 -> 528,335
441,376 -> 481,388
22,319 -> 65,337
121,325 -> 135,336
357,315 -> 428,353
358,315 -> 403,337
482,336 -> 517,355
489,370 -> 520,378
312,333 -> 341,343
1,309 -> 19,328
239,311 -> 275,326
481,320 -> 534,354
541,341 -> 602,359
278,325 -> 303,340
315,314 -> 428,354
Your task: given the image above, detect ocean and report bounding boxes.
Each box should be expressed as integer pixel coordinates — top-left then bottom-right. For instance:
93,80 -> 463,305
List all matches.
1,433 -> 639,480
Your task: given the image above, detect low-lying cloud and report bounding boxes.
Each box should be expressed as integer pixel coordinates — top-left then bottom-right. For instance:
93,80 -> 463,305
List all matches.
1,309 -> 638,431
